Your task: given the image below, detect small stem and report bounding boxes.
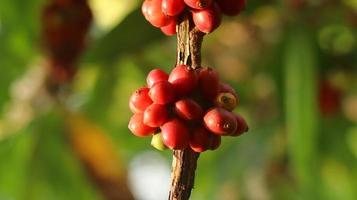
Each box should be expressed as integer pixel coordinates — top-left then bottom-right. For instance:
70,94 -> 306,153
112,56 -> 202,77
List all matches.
169,13 -> 204,200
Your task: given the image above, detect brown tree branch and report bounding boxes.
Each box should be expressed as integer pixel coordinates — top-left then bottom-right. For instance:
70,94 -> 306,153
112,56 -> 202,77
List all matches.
169,13 -> 204,200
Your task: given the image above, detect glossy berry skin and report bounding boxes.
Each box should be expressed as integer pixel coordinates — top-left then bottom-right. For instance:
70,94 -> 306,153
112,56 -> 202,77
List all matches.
144,104 -> 169,127
129,87 -> 153,113
210,135 -> 221,150
168,64 -> 198,96
216,0 -> 245,16
146,68 -> 169,88
192,4 -> 221,33
198,67 -> 220,100
203,108 -> 237,135
230,113 -> 248,136
149,81 -> 176,105
128,113 -> 157,137
151,133 -> 167,151
184,0 -> 212,9
142,0 -> 173,27
160,19 -> 177,36
190,126 -> 221,152
174,98 -> 203,121
162,0 -> 186,16
214,92 -> 237,111
219,82 -> 238,98
161,119 -> 190,149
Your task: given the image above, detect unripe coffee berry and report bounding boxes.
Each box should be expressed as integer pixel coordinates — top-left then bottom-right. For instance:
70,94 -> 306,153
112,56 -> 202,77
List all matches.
144,104 -> 169,127
203,108 -> 237,135
146,68 -> 169,88
142,0 -> 173,27
161,118 -> 190,149
162,0 -> 185,16
184,0 -> 212,9
174,98 -> 204,121
168,64 -> 198,96
129,87 -> 153,113
214,92 -> 237,111
198,67 -> 220,100
149,81 -> 176,104
128,113 -> 157,137
192,4 -> 221,33
151,133 -> 168,151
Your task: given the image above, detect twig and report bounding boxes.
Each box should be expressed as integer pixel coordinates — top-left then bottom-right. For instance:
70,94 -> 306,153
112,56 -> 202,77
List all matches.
168,13 -> 204,200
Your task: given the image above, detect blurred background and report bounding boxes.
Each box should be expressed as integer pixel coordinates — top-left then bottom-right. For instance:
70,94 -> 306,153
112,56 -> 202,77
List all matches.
0,0 -> 356,200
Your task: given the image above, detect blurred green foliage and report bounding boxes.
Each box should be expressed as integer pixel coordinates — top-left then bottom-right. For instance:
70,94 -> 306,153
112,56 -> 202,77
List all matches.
0,0 -> 356,200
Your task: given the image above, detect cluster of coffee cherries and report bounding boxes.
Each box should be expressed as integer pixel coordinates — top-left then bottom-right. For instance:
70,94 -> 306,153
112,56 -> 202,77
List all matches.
42,0 -> 92,83
142,0 -> 246,35
128,65 -> 248,152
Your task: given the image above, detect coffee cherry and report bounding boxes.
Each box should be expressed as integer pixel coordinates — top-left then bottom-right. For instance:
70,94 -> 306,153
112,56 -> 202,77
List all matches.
151,133 -> 168,151
203,108 -> 237,135
161,118 -> 190,149
174,98 -> 203,121
198,67 -> 220,100
184,0 -> 212,9
230,113 -> 248,136
162,0 -> 186,16
149,81 -> 176,104
216,0 -> 245,16
144,104 -> 169,127
219,82 -> 238,98
210,135 -> 221,150
192,4 -> 221,33
214,92 -> 237,111
189,126 -> 212,152
168,64 -> 198,96
129,87 -> 153,113
142,0 -> 173,27
160,19 -> 177,36
146,68 -> 169,88
128,113 -> 157,137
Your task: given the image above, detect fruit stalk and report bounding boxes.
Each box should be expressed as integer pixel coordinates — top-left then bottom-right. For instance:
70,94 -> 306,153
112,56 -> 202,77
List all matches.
169,13 -> 203,200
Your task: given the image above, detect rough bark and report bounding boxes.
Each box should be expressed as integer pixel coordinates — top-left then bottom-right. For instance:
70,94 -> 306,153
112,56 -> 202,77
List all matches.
169,13 -> 204,200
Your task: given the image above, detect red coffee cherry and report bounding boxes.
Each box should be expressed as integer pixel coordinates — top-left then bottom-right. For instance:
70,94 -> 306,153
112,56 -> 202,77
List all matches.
203,108 -> 237,135
168,64 -> 198,96
129,87 -> 153,113
216,0 -> 245,16
162,0 -> 186,16
161,118 -> 190,149
214,92 -> 237,111
149,81 -> 176,104
209,135 -> 221,150
142,0 -> 173,27
174,98 -> 203,121
146,68 -> 169,88
144,104 -> 169,127
184,0 -> 212,9
219,82 -> 238,98
189,126 -> 212,152
128,113 -> 157,137
192,4 -> 221,33
160,19 -> 177,36
198,67 -> 220,100
230,113 -> 248,136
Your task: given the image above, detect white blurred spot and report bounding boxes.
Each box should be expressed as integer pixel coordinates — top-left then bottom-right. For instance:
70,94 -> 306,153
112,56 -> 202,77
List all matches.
128,151 -> 171,200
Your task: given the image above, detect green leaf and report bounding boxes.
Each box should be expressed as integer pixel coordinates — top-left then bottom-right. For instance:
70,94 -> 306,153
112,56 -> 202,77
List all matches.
284,26 -> 319,198
84,8 -> 164,65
